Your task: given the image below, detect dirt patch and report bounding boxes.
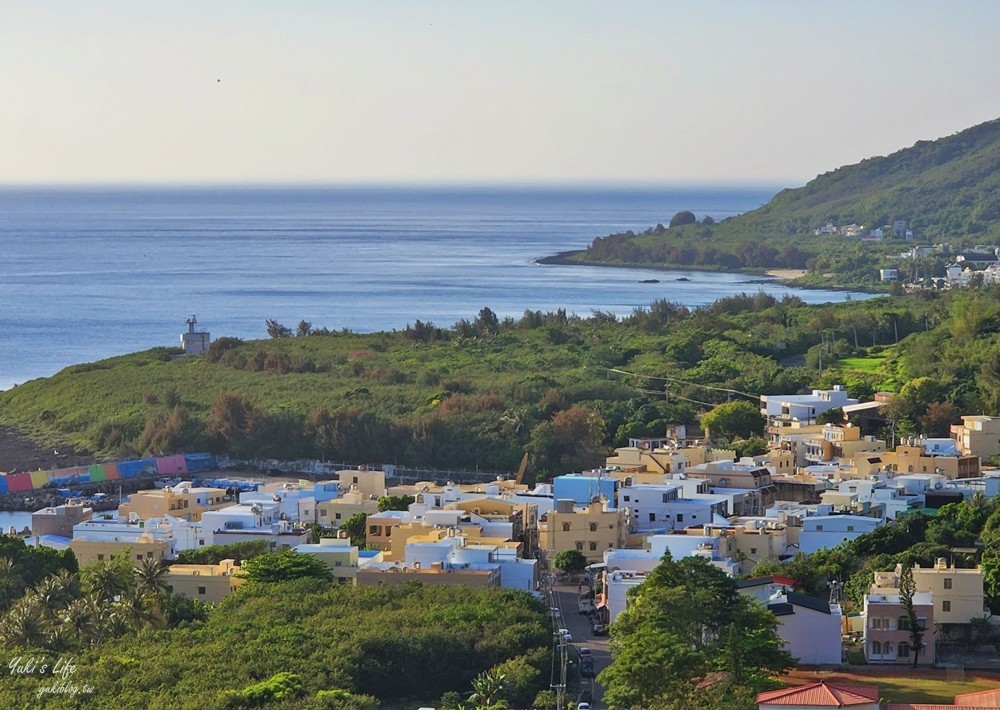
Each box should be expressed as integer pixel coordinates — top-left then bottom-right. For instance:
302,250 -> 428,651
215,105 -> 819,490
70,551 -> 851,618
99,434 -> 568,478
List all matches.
0,426 -> 82,473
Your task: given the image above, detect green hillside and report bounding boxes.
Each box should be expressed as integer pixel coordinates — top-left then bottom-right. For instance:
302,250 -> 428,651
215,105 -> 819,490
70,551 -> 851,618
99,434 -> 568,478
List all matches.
565,117 -> 1000,286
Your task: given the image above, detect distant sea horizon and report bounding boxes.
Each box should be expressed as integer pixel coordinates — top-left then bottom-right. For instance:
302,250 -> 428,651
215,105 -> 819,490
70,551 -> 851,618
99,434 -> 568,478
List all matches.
0,183 -> 870,391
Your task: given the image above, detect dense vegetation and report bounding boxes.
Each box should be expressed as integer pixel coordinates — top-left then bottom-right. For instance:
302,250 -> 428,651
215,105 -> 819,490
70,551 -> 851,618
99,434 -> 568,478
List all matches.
600,554 -> 794,710
563,116 -> 1000,287
0,550 -> 551,709
6,287 -> 1000,475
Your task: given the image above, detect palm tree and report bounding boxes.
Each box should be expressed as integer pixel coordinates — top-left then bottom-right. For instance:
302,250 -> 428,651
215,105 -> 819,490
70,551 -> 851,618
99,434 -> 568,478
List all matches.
0,558 -> 25,613
468,669 -> 507,709
0,596 -> 48,648
31,570 -> 81,621
113,585 -> 163,630
84,559 -> 132,604
134,557 -> 170,598
59,595 -> 102,642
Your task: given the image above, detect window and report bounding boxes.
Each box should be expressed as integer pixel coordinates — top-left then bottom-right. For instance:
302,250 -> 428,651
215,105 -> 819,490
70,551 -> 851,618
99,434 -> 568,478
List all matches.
199,539 -> 205,546
97,554 -> 105,561
589,542 -> 597,551
944,578 -> 953,589
184,500 -> 189,508
197,586 -> 207,595
575,542 -> 583,551
136,555 -> 143,561
871,640 -> 882,654
562,523 -> 571,532
898,642 -> 910,658
815,525 -> 824,531
676,514 -> 684,522
898,616 -> 910,631
146,551 -> 154,558
589,523 -> 598,532
943,600 -> 951,612
847,525 -> 854,532
320,510 -> 327,517
353,476 -> 358,484
649,513 -> 655,522
623,495 -> 630,502
750,548 -> 757,555
369,525 -> 380,535
662,493 -> 671,503
334,561 -> 342,567
335,513 -> 341,520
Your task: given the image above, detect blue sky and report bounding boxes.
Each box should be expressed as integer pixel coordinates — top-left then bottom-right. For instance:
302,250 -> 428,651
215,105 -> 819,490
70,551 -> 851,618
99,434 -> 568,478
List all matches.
3,1 -> 999,185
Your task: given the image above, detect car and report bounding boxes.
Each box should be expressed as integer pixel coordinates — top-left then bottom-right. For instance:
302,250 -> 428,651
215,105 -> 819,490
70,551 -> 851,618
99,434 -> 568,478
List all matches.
591,623 -> 607,636
577,703 -> 591,710
578,647 -> 592,656
558,628 -> 573,642
549,607 -> 561,618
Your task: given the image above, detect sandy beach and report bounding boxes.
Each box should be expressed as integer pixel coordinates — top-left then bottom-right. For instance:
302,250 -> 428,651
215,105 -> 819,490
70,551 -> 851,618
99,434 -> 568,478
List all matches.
765,269 -> 809,280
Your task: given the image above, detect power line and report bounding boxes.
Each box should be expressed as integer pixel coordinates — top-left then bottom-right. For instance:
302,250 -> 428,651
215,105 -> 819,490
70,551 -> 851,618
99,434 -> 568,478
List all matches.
633,387 -> 718,408
607,367 -> 760,400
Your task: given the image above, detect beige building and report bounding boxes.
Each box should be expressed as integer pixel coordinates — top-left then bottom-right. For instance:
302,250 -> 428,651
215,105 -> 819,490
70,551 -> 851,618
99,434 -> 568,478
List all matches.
951,415 -> 1000,459
911,559 -> 987,625
605,441 -> 734,477
165,559 -> 246,603
32,502 -> 93,538
69,537 -> 172,567
337,468 -> 386,500
356,561 -> 499,587
316,489 -> 379,528
539,499 -> 626,563
882,444 -> 980,479
294,537 -> 361,584
685,461 -> 778,516
119,484 -> 230,523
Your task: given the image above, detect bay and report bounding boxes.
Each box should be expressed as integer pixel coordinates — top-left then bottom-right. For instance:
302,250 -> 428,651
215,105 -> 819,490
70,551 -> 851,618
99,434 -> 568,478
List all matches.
0,185 -> 869,391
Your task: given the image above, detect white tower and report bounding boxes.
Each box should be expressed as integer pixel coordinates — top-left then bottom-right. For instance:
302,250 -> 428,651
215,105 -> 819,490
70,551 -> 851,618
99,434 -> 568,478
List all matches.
180,315 -> 211,355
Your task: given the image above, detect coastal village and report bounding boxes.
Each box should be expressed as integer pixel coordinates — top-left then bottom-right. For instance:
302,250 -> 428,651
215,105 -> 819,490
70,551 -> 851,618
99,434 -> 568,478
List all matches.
10,381 -> 1000,707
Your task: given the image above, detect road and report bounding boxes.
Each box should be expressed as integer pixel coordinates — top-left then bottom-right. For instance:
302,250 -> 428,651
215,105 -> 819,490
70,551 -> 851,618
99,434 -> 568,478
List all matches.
545,581 -> 611,708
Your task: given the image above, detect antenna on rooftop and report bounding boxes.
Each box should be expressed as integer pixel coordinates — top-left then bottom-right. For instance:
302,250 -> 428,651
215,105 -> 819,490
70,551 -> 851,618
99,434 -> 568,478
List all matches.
186,315 -> 198,333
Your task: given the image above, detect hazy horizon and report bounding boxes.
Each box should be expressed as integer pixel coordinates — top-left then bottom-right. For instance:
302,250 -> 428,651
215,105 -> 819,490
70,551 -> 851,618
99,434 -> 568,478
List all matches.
4,2 -> 999,186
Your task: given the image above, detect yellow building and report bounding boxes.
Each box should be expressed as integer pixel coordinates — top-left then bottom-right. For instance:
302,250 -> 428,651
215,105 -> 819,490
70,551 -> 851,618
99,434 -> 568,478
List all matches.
882,445 -> 980,479
165,559 -> 246,603
294,537 -> 361,584
951,416 -> 1000,459
119,484 -> 230,523
605,442 -> 734,477
539,499 -> 626,563
911,559 -> 987,625
69,537 -> 172,567
337,469 -> 386,501
316,489 -> 379,528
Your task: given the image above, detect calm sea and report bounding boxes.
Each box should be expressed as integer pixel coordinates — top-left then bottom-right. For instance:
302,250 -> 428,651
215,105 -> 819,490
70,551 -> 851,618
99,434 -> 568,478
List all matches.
0,185 -> 867,391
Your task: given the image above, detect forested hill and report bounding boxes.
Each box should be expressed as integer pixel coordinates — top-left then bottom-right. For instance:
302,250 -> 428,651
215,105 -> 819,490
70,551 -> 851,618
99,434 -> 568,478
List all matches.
567,116 -> 1000,286
747,116 -> 1000,240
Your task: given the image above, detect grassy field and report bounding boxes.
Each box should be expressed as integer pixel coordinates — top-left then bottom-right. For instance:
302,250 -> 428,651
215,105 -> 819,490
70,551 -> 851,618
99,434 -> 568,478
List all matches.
782,667 -> 1000,703
836,356 -> 886,372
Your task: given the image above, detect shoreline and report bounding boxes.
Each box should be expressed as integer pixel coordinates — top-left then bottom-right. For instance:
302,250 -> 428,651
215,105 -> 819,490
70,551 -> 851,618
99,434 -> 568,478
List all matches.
535,251 -> 882,295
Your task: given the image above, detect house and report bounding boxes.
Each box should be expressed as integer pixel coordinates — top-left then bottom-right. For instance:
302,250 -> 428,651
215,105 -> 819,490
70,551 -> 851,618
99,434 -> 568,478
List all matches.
863,578 -> 936,665
618,483 -> 726,532
552,473 -> 618,507
951,415 -> 1000,459
164,558 -> 245,602
295,537 -> 362,585
685,459 -> 778,515
764,590 -> 843,665
736,575 -> 798,603
883,439 -> 980,479
118,482 -> 231,523
757,681 -> 880,709
760,386 -> 858,427
31,501 -> 93,538
799,515 -> 881,554
538,498 -> 626,563
910,559 -> 988,625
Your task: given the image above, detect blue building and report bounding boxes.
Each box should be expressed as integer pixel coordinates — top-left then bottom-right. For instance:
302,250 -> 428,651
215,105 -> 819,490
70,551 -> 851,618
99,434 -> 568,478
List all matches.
552,473 -> 618,509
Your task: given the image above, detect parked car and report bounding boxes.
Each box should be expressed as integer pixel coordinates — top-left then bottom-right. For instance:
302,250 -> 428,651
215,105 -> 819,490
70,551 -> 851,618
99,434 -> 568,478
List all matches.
578,647 -> 592,656
577,703 -> 591,710
558,628 -> 573,642
549,607 -> 561,618
591,622 -> 607,636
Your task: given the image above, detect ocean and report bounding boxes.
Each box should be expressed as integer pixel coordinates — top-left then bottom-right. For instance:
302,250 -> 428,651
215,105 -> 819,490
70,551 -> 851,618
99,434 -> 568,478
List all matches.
0,185 -> 868,391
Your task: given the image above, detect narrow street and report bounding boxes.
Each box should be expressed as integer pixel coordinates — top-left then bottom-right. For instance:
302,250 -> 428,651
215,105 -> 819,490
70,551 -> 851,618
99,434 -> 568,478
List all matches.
542,575 -> 611,709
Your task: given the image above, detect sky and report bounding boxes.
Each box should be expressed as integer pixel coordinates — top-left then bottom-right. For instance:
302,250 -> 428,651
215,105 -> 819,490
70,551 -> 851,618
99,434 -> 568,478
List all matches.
3,1 -> 1000,187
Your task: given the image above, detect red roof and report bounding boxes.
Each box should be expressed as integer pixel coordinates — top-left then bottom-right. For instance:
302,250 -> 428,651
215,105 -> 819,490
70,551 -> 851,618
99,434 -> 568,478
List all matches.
757,681 -> 879,706
955,688 -> 1000,706
885,705 -> 999,710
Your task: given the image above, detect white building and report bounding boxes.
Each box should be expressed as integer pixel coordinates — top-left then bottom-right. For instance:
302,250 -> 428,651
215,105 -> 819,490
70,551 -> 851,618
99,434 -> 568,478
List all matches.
764,590 -> 843,665
799,515 -> 881,554
619,483 -> 726,532
760,386 -> 858,426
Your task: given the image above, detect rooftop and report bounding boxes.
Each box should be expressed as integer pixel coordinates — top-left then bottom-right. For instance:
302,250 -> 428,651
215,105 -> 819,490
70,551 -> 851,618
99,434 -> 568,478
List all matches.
757,681 -> 879,706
